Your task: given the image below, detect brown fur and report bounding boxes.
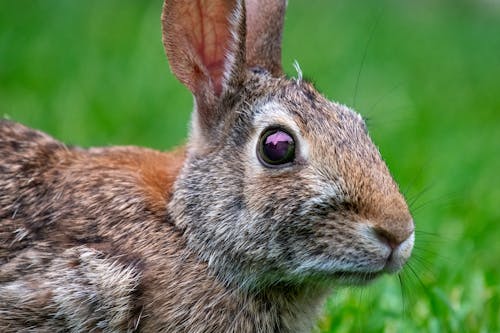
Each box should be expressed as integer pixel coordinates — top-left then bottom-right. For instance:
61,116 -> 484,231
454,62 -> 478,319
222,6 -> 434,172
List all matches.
0,0 -> 414,332
245,0 -> 286,75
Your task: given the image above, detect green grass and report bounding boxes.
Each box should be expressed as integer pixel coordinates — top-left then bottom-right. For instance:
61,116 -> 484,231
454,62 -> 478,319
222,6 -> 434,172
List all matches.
1,0 -> 499,332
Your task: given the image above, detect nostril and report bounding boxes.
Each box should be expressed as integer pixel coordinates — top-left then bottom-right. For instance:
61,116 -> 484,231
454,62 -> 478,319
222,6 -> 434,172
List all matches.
374,227 -> 402,250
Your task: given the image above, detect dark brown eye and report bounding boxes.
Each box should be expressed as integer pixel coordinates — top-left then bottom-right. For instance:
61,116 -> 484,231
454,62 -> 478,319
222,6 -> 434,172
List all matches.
258,128 -> 295,166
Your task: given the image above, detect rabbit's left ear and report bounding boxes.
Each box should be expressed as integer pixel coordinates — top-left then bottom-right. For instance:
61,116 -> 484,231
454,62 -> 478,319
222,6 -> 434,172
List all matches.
245,0 -> 287,76
162,0 -> 246,128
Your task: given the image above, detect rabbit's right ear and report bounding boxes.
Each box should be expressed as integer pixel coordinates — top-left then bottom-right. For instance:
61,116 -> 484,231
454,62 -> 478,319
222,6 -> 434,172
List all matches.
245,0 -> 287,76
162,0 -> 246,128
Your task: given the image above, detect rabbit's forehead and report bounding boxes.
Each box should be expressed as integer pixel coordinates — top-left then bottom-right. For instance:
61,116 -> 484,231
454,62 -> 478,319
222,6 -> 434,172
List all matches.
252,87 -> 368,152
250,85 -> 382,181
252,101 -> 301,132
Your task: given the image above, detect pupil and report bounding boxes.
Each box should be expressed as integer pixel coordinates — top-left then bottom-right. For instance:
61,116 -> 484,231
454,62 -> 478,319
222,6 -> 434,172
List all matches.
263,130 -> 293,162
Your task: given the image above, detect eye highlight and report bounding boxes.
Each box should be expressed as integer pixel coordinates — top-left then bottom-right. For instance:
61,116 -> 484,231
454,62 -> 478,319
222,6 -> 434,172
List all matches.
257,128 -> 295,167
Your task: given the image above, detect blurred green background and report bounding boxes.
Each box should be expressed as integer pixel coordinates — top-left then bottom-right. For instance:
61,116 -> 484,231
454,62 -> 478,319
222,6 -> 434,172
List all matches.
1,0 -> 499,332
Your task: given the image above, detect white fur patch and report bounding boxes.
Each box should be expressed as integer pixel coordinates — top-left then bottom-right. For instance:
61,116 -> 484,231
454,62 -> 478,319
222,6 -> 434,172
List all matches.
248,101 -> 310,169
293,60 -> 303,83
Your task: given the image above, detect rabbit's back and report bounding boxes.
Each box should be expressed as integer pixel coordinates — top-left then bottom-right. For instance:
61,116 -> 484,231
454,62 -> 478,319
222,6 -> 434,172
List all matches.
0,120 -> 185,262
0,120 -> 191,332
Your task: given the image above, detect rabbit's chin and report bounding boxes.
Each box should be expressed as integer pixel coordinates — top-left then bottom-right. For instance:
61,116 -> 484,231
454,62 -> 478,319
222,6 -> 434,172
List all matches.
284,263 -> 387,287
328,271 -> 384,286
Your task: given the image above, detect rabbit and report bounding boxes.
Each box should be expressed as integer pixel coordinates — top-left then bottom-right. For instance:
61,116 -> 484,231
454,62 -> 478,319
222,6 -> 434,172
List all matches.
0,0 -> 415,332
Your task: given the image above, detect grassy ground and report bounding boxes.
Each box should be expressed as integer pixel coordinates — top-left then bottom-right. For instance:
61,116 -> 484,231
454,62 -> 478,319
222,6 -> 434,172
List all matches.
1,0 -> 499,332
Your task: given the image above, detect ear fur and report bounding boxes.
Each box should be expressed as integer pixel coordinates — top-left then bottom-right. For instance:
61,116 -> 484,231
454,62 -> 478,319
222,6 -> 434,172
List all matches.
245,0 -> 287,76
162,0 -> 247,128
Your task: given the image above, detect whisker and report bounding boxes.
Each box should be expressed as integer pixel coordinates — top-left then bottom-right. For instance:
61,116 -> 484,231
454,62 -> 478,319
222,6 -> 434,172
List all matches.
355,287 -> 366,333
352,7 -> 385,108
410,254 -> 434,271
398,273 -> 407,319
405,262 -> 427,291
411,195 -> 456,213
401,160 -> 433,199
408,184 -> 435,209
398,269 -> 422,307
366,81 -> 404,115
407,254 -> 438,284
414,230 -> 441,237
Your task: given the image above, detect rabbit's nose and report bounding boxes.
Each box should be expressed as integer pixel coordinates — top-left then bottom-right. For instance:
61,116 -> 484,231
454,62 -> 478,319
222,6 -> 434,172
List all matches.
375,223 -> 415,273
373,222 -> 414,250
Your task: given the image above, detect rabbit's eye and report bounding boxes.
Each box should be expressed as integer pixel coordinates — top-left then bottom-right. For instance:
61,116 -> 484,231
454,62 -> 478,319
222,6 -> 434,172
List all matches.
258,128 -> 295,167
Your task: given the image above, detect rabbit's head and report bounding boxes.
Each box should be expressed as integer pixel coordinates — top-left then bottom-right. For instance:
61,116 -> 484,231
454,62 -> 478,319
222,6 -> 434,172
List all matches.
163,0 -> 414,289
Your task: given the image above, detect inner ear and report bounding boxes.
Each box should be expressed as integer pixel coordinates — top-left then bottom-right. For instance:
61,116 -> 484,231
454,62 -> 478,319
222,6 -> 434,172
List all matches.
162,0 -> 247,110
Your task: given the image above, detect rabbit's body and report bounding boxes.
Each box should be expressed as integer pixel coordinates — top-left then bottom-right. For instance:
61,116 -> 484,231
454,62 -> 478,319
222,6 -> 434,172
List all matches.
0,120 -> 325,332
0,0 -> 415,332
